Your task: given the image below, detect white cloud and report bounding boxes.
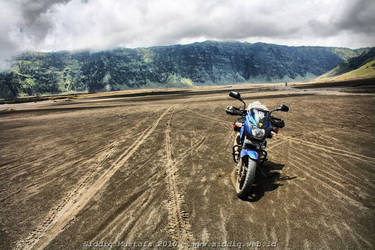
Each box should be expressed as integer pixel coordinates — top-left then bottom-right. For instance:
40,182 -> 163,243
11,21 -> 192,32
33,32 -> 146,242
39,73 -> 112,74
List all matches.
1,0 -> 375,70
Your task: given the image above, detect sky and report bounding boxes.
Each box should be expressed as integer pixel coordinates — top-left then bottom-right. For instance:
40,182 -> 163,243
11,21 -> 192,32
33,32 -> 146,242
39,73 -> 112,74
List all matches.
1,0 -> 375,69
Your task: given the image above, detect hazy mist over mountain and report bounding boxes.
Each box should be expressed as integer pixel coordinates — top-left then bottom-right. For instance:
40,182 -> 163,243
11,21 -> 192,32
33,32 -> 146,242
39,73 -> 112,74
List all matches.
1,0 -> 374,70
1,41 -> 372,98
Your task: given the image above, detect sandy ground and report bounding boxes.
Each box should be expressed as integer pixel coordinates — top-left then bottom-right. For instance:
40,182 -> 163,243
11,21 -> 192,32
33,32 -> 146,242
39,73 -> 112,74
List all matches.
1,80 -> 375,249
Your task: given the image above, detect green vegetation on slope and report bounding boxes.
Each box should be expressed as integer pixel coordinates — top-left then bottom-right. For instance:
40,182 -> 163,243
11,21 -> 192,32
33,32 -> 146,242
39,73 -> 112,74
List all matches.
0,41 -> 369,99
318,48 -> 375,80
320,59 -> 375,81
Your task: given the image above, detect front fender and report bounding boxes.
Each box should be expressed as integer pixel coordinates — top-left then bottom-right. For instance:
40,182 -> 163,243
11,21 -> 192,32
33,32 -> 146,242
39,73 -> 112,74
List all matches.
240,148 -> 259,160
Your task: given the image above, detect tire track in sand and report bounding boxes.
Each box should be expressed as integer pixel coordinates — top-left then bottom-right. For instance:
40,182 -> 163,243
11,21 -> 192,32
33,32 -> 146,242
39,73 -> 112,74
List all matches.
15,107 -> 172,250
164,107 -> 194,247
282,135 -> 375,164
90,115 -> 205,242
184,108 -> 230,127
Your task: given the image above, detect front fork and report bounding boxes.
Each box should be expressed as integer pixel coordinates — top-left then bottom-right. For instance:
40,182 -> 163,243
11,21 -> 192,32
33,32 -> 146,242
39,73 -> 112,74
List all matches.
232,132 -> 241,163
234,150 -> 268,180
232,145 -> 241,163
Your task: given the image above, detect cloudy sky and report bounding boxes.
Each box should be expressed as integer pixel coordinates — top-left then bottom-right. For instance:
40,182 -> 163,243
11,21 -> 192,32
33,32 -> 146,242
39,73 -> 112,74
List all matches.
1,0 -> 375,68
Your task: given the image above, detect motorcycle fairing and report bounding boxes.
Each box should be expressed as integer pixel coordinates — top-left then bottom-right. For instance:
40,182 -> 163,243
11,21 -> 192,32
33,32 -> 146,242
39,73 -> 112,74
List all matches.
243,115 -> 251,138
242,111 -> 271,140
240,123 -> 245,140
240,148 -> 259,160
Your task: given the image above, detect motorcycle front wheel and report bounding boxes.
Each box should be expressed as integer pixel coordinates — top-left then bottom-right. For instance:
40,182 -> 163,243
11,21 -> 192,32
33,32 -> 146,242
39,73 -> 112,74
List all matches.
235,156 -> 256,199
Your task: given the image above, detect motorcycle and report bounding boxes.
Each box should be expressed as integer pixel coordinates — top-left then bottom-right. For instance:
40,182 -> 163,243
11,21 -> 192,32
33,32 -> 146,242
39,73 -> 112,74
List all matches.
225,91 -> 289,199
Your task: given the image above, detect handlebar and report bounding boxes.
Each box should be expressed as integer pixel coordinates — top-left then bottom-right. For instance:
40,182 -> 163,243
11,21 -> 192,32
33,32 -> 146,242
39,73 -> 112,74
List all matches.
270,116 -> 285,128
226,106 -> 285,127
225,106 -> 247,116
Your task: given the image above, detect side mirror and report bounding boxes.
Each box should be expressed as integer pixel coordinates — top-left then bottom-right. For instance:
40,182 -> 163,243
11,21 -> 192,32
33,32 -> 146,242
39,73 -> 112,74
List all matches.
279,104 -> 289,112
229,91 -> 242,101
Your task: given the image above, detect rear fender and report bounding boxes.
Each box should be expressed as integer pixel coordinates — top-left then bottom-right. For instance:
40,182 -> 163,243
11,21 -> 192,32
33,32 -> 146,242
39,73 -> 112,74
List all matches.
240,148 -> 259,160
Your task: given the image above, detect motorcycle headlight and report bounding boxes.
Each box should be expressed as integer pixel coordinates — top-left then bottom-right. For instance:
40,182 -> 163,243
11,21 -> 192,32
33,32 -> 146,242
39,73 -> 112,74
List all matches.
251,127 -> 265,140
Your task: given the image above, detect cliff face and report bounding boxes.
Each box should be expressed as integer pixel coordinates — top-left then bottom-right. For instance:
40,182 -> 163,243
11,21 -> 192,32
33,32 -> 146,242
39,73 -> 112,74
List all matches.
0,41 -> 367,98
149,42 -> 351,83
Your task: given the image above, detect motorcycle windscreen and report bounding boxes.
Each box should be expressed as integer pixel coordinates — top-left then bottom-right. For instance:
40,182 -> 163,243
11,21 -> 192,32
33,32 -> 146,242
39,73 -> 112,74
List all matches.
249,108 -> 270,128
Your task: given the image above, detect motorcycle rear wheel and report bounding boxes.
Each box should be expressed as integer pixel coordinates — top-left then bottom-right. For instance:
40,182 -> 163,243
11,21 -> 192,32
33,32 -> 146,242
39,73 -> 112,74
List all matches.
235,156 -> 256,199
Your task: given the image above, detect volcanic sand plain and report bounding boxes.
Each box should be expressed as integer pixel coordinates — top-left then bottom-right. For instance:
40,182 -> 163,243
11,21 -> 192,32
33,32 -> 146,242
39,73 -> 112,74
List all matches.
1,80 -> 375,249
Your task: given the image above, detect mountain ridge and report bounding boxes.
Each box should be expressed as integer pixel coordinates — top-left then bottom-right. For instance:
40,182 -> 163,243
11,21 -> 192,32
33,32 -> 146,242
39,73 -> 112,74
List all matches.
0,41 -> 371,99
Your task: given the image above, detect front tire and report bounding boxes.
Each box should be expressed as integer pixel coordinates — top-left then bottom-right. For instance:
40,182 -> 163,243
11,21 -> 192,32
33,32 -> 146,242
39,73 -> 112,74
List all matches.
235,156 -> 257,199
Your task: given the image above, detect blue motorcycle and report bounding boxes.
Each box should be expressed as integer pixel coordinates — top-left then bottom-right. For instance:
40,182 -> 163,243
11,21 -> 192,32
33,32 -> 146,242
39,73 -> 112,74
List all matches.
226,91 -> 289,199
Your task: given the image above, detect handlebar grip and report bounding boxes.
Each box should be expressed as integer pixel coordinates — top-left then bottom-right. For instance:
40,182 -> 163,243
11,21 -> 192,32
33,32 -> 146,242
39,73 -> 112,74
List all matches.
270,116 -> 285,128
226,106 -> 242,115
